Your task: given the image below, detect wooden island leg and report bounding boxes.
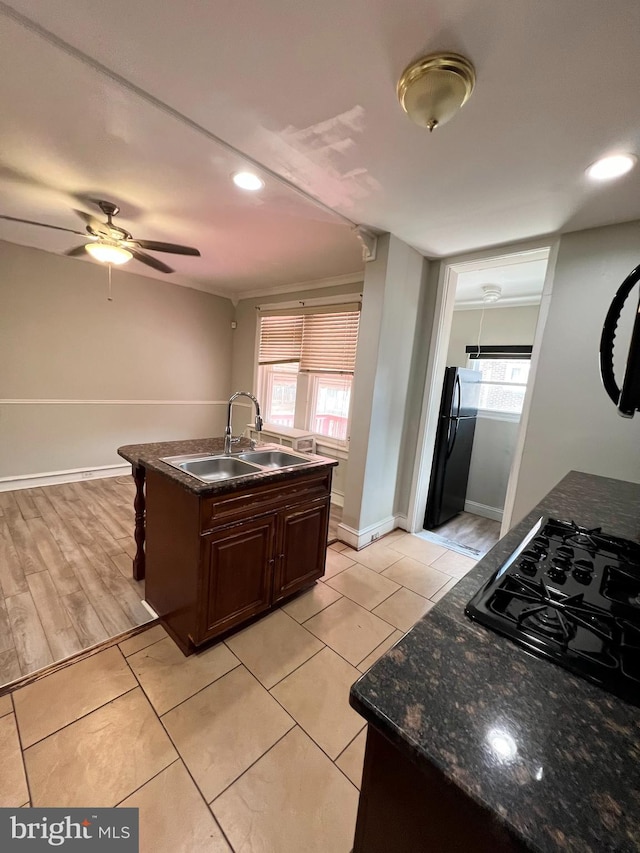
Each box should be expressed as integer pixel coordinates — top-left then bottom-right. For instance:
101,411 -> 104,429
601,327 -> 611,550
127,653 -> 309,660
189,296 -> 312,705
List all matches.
132,464 -> 146,581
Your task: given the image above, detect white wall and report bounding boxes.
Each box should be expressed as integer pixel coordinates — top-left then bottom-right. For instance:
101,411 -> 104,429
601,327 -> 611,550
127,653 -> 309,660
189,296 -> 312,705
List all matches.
393,261 -> 439,520
342,235 -> 429,542
512,220 -> 640,523
447,305 -> 540,367
466,416 -> 519,517
0,241 -> 234,478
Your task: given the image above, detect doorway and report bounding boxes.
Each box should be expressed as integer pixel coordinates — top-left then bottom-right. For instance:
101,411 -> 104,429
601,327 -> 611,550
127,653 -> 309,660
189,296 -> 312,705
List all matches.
407,241 -> 557,557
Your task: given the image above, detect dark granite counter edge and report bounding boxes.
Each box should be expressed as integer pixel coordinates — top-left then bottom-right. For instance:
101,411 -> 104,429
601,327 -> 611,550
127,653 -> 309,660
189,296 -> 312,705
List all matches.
349,611 -> 541,852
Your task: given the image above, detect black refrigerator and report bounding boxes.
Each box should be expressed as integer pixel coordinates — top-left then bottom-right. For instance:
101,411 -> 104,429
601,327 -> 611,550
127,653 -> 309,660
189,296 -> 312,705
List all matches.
424,366 -> 481,529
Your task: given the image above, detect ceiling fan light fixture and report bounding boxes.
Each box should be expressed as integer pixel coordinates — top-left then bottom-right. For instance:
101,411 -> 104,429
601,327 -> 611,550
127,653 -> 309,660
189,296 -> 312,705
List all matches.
232,171 -> 265,191
85,241 -> 132,265
397,52 -> 475,132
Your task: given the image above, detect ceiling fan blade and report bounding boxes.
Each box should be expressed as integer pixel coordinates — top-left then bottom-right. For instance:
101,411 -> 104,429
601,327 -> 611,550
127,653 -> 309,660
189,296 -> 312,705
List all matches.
72,209 -> 104,232
130,249 -> 174,274
64,245 -> 89,257
133,239 -> 201,256
0,214 -> 85,236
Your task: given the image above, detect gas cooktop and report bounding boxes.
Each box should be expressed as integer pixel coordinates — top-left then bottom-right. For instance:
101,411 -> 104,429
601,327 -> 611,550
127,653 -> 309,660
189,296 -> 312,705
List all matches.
466,517 -> 640,706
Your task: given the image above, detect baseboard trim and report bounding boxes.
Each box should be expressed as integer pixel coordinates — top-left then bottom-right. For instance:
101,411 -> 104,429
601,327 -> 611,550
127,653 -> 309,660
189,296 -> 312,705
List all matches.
0,463 -> 132,492
336,515 -> 397,550
330,491 -> 344,508
393,513 -> 410,532
464,500 -> 503,522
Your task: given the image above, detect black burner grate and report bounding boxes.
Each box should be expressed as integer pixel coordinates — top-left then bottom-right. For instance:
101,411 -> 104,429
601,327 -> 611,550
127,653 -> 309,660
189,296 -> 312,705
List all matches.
466,517 -> 640,706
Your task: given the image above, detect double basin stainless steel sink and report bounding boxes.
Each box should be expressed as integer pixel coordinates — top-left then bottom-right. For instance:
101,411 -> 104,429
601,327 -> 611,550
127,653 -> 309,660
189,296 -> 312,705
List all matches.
161,447 -> 312,484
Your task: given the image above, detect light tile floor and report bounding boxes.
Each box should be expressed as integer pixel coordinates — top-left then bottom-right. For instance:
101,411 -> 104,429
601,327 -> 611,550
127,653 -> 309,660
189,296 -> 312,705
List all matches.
0,530 -> 476,852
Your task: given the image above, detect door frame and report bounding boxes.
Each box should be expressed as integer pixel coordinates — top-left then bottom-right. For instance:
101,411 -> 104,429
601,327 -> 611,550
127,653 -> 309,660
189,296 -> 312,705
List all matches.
405,236 -> 560,537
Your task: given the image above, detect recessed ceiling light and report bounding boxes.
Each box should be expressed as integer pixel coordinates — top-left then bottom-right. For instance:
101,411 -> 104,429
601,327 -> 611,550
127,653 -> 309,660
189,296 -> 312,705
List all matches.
586,154 -> 636,181
232,171 -> 265,191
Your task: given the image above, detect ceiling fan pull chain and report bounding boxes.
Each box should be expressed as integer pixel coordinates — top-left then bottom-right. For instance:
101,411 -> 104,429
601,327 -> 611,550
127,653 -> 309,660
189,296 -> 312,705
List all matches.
107,263 -> 113,302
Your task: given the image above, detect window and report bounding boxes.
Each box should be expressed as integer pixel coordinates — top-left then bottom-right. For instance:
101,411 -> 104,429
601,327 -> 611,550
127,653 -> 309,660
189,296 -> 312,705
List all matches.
308,374 -> 352,441
465,345 -> 532,416
259,362 -> 298,427
257,306 -> 360,444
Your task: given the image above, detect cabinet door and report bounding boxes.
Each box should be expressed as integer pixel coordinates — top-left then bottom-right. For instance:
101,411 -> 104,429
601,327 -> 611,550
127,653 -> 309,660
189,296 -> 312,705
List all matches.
198,514 -> 277,643
273,497 -> 330,602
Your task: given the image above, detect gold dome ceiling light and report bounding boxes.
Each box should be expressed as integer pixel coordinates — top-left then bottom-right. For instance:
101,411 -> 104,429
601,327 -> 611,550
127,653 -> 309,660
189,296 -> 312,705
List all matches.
397,52 -> 475,132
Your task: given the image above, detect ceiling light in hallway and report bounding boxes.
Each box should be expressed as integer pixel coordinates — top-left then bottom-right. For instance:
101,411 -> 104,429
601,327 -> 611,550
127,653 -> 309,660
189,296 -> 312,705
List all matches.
481,285 -> 502,303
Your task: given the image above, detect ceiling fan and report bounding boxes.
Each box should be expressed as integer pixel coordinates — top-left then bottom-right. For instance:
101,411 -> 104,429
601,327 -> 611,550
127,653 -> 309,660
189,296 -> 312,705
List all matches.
0,200 -> 201,273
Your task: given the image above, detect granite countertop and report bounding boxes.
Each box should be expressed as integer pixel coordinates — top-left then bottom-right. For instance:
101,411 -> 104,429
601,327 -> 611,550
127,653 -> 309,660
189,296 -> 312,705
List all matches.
351,472 -> 640,853
118,437 -> 338,496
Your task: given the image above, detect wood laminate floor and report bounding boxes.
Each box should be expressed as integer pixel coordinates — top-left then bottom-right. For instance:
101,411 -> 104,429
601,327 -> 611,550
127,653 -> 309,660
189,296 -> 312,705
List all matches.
0,477 -> 150,687
429,511 -> 500,555
0,479 -> 345,688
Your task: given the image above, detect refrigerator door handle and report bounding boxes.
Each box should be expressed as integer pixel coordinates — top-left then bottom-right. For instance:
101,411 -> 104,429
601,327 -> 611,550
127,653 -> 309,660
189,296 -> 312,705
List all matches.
446,416 -> 459,459
453,374 -> 462,419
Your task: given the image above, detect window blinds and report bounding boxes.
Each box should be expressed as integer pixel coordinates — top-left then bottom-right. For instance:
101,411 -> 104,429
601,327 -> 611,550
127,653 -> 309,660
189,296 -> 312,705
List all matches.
465,345 -> 532,360
258,309 -> 360,374
258,315 -> 303,365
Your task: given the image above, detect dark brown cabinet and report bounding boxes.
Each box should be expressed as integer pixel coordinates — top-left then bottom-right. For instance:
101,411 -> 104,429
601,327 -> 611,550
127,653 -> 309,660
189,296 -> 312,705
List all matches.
199,514 -> 277,641
273,498 -> 330,602
144,465 -> 333,655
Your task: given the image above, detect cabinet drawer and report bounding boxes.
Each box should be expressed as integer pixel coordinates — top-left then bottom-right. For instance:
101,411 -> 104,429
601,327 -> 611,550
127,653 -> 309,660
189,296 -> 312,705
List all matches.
200,470 -> 331,532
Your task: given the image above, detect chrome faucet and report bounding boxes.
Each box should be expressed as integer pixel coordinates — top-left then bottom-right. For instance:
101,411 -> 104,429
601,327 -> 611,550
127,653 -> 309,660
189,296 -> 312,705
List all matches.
224,391 -> 263,455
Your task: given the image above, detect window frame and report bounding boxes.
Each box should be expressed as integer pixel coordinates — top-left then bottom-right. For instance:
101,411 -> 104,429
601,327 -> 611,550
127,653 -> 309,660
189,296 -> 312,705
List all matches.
465,346 -> 532,419
305,372 -> 354,446
258,363 -> 298,429
255,303 -> 360,449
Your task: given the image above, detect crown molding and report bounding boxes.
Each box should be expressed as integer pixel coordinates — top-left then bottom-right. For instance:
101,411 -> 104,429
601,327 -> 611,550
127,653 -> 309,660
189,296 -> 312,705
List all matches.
237,271 -> 365,302
454,295 -> 542,310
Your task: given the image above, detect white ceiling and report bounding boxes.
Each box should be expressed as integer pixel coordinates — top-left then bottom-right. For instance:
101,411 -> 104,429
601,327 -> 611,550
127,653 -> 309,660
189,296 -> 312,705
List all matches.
1,0 -> 640,298
454,250 -> 548,308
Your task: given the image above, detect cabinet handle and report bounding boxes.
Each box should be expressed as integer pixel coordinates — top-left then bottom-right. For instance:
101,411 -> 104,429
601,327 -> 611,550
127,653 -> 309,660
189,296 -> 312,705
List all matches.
279,553 -> 285,562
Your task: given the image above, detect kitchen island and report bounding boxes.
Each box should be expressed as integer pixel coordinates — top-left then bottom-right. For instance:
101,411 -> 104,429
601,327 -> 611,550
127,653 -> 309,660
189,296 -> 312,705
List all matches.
119,437 -> 254,580
350,472 -> 640,852
118,437 -> 337,654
